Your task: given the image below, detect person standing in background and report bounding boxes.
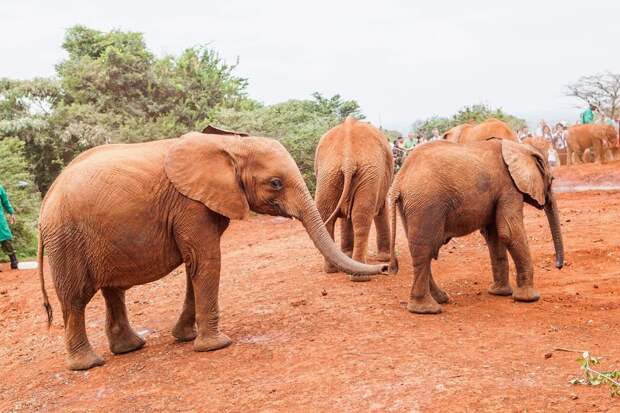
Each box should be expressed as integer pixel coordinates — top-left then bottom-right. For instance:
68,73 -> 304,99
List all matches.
581,104 -> 596,124
0,185 -> 18,270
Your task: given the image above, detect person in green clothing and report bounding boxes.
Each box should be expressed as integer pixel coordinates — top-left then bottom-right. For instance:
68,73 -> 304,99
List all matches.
0,185 -> 18,270
581,104 -> 596,124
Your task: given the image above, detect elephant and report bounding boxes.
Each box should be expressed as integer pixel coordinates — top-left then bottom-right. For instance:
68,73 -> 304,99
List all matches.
442,118 -> 518,143
566,124 -> 618,165
314,117 -> 393,278
522,137 -> 552,160
388,139 -> 564,314
37,129 -> 387,370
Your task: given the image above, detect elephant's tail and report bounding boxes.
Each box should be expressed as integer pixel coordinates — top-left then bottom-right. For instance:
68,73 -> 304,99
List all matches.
325,165 -> 355,224
38,232 -> 53,327
388,188 -> 400,274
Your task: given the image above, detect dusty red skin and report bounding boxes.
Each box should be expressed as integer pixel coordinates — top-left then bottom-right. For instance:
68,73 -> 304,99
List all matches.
1,164 -> 620,411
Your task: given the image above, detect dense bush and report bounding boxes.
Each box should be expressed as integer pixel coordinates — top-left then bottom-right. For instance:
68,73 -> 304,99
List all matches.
0,138 -> 40,258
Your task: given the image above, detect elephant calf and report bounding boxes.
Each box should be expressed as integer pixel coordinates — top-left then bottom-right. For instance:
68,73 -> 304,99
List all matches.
38,130 -> 387,370
314,117 -> 393,279
389,139 -> 564,314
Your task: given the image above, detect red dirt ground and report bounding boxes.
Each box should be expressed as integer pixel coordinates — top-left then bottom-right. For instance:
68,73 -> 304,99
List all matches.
1,165 -> 620,412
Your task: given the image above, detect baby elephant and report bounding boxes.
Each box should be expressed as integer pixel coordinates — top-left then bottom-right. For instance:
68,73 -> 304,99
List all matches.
389,139 -> 564,314
314,117 -> 394,278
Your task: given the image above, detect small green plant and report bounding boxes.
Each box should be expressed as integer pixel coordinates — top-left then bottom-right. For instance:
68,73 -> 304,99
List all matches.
570,352 -> 620,397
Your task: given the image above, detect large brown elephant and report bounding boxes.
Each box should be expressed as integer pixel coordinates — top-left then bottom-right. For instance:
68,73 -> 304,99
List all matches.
566,124 -> 618,165
442,118 -> 518,143
314,117 -> 393,278
388,139 -> 564,314
38,130 -> 387,370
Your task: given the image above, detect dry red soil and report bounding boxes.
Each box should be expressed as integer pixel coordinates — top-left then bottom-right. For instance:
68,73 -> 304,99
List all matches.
2,162 -> 620,412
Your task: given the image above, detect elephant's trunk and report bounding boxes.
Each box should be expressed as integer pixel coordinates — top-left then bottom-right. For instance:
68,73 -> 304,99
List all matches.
544,192 -> 564,269
293,187 -> 388,276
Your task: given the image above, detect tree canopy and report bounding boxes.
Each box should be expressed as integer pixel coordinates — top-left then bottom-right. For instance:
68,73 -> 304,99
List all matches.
565,72 -> 620,118
411,104 -> 527,137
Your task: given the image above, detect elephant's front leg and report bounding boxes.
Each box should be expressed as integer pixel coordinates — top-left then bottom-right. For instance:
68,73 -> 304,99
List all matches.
407,247 -> 442,314
481,225 -> 512,296
190,251 -> 232,352
374,201 -> 391,262
497,205 -> 539,302
102,287 -> 146,354
172,271 -> 197,342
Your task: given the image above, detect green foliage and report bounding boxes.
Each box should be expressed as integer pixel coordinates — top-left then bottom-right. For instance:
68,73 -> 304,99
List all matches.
214,93 -> 363,192
570,352 -> 620,397
1,25 -> 253,193
0,138 -> 41,258
411,104 -> 527,136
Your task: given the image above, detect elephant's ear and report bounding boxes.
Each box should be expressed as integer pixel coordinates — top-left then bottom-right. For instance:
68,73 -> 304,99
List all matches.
501,140 -> 547,207
201,124 -> 249,137
165,133 -> 249,220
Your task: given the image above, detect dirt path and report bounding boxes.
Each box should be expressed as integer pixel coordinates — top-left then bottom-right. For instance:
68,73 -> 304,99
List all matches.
1,169 -> 620,411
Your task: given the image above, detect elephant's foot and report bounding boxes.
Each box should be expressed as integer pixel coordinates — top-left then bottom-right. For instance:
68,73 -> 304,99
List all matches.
375,251 -> 391,262
194,332 -> 232,352
108,327 -> 146,355
512,286 -> 540,302
172,322 -> 197,342
67,348 -> 105,371
488,282 -> 513,296
407,295 -> 442,314
324,260 -> 339,274
348,274 -> 372,282
430,287 -> 450,304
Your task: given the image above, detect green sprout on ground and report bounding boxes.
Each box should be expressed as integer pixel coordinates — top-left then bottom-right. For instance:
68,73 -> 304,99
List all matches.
570,352 -> 620,397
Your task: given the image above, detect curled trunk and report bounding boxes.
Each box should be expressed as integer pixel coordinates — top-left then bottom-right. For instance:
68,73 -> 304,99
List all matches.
544,193 -> 564,269
294,189 -> 387,276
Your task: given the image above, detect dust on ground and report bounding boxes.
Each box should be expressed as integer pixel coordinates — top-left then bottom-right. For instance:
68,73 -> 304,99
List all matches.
1,163 -> 619,412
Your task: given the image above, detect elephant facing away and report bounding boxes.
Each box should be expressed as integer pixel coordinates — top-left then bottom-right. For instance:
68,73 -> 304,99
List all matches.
388,139 -> 564,314
38,131 -> 387,370
442,118 -> 518,143
566,124 -> 618,165
314,117 -> 394,279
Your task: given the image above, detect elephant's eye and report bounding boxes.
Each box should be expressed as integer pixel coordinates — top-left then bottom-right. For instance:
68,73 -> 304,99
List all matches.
270,178 -> 283,191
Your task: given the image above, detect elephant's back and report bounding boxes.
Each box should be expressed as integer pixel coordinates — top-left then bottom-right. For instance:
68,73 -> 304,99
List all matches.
41,139 -> 176,224
397,140 -> 504,193
465,120 -> 517,142
315,117 -> 391,168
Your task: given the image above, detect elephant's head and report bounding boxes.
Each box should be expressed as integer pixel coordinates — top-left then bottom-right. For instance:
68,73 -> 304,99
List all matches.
442,124 -> 471,142
501,140 -> 564,269
164,132 -> 387,276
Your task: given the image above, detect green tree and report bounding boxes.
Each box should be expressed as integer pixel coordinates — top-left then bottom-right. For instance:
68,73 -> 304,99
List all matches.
411,104 -> 526,137
0,138 -> 40,258
214,93 -> 365,192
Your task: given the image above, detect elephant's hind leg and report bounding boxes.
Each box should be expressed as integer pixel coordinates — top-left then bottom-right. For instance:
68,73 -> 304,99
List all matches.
102,287 -> 146,354
374,201 -> 391,262
340,218 -> 354,258
172,272 -> 197,341
50,255 -> 103,370
482,225 -> 512,296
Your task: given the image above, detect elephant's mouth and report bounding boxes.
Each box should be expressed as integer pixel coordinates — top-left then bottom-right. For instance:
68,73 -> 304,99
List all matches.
268,199 -> 292,218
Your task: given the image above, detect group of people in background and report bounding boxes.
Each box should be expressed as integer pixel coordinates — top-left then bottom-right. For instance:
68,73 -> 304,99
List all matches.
516,104 -> 620,166
390,128 -> 442,169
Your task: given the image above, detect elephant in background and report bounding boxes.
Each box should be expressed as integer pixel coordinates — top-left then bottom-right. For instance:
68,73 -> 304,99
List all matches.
389,139 -> 564,314
314,117 -> 394,280
566,124 -> 618,164
38,129 -> 387,370
522,137 -> 552,160
442,118 -> 517,143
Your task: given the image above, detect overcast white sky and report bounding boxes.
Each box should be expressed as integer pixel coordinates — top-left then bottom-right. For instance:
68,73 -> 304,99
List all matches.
2,0 -> 619,132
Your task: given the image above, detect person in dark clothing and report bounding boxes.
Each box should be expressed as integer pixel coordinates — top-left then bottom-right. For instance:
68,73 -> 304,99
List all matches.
0,185 -> 18,270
